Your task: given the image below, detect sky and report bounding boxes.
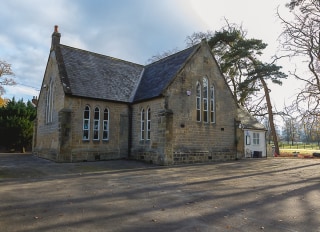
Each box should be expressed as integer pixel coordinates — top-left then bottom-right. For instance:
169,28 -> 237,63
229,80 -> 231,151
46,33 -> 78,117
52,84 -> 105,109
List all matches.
0,0 -> 297,109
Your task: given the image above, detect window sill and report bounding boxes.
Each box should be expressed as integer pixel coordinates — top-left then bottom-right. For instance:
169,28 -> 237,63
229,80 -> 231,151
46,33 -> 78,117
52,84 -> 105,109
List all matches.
139,140 -> 151,145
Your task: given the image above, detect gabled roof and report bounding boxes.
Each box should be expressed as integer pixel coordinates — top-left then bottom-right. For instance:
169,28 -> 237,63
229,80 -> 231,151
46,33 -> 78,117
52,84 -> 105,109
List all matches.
55,44 -> 143,102
133,44 -> 200,102
54,42 -> 200,103
237,107 -> 267,131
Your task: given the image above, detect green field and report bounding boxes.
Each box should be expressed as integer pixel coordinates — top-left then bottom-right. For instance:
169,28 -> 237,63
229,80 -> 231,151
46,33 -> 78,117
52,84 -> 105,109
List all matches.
279,143 -> 320,150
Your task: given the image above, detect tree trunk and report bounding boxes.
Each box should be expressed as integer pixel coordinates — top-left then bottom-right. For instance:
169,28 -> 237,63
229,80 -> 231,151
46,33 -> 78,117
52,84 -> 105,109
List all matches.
260,78 -> 280,155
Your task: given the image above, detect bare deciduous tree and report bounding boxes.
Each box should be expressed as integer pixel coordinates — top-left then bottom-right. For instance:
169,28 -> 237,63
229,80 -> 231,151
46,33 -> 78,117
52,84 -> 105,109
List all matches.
0,60 -> 16,95
185,30 -> 214,47
278,0 -> 320,117
146,48 -> 179,64
280,103 -> 300,145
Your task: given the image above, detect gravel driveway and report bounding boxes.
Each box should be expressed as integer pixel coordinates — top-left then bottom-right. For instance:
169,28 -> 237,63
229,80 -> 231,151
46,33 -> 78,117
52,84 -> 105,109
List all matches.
0,153 -> 320,232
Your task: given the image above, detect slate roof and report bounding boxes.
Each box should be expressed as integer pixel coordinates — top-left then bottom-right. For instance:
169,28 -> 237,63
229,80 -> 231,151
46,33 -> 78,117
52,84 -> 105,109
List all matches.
56,44 -> 144,102
133,44 -> 200,102
55,44 -> 200,103
237,107 -> 267,130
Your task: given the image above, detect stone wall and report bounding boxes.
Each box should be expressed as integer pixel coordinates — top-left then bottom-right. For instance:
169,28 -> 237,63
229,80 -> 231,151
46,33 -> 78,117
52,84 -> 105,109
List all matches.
33,52 -> 65,161
130,43 -> 238,165
166,43 -> 237,164
173,151 -> 236,164
62,97 -> 129,162
130,98 -> 169,165
34,42 -> 238,165
34,51 -> 130,162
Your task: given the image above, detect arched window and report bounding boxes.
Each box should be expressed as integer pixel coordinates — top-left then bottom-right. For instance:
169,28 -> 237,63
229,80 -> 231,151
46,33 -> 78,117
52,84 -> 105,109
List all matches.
83,105 -> 90,140
93,107 -> 100,140
141,109 -> 145,140
45,78 -> 54,123
103,108 -> 109,140
210,85 -> 215,123
203,77 -> 209,122
196,82 -> 201,122
147,107 -> 151,140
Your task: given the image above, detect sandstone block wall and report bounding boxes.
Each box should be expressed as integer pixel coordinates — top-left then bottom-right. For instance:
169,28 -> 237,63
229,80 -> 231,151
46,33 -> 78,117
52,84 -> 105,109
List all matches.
61,97 -> 129,162
130,44 -> 238,165
33,52 -> 65,161
34,43 -> 238,165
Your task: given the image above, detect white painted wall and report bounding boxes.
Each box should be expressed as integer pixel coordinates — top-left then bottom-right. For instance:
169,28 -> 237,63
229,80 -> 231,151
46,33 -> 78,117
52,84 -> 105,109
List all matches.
243,129 -> 266,158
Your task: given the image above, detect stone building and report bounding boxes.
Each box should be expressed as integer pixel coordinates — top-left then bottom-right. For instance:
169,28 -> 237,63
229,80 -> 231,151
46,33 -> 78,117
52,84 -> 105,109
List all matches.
33,26 -> 266,165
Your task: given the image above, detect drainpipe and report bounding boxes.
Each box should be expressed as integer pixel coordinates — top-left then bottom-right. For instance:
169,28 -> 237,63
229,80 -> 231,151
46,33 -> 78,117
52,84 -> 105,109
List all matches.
234,119 -> 241,160
128,104 -> 133,158
265,130 -> 268,159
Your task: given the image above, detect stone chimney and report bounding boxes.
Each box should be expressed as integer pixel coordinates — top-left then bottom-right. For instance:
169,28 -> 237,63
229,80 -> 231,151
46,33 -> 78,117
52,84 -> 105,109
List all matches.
51,25 -> 61,51
32,96 -> 38,107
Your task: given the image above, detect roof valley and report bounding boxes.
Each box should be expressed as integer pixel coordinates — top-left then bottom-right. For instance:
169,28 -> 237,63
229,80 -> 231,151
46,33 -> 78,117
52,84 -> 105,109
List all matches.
56,43 -> 200,103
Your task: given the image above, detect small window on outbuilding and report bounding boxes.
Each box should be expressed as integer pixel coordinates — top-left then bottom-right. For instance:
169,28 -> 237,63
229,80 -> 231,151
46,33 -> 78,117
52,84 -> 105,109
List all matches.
246,135 -> 251,145
253,132 -> 260,145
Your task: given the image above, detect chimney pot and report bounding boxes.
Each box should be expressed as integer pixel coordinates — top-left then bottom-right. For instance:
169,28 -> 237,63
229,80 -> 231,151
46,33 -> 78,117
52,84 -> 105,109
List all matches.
51,25 -> 61,51
32,96 -> 38,107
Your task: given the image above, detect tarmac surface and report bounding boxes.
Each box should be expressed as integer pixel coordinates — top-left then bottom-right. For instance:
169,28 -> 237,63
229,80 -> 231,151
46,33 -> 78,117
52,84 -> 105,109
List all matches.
0,153 -> 320,232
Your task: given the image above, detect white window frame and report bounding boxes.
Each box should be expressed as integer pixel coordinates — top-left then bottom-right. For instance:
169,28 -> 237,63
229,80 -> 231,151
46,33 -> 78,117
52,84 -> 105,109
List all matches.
253,132 -> 260,145
147,107 -> 151,140
196,81 -> 201,122
103,108 -> 109,140
203,77 -> 209,123
83,105 -> 90,140
93,107 -> 100,140
45,78 -> 54,124
210,85 -> 215,123
141,109 -> 145,140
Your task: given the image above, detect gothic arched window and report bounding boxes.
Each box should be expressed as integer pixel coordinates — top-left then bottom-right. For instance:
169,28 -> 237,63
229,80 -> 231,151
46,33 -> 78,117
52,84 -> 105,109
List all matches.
196,82 -> 201,122
83,105 -> 90,140
147,107 -> 151,140
210,85 -> 215,123
93,107 -> 100,140
141,108 -> 145,140
203,77 -> 208,122
103,108 -> 109,140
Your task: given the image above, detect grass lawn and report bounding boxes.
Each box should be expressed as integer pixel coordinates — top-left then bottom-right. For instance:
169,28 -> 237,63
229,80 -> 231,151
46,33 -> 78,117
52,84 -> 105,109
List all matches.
279,148 -> 320,158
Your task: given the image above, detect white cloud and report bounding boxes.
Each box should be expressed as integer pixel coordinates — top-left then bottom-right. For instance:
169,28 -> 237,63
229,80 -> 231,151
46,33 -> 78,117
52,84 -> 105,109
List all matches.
3,85 -> 39,101
0,0 -> 301,109
0,0 -> 82,101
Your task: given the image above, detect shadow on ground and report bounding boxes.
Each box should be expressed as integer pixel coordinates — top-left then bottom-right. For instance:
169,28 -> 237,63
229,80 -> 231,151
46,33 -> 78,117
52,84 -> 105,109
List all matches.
1,153 -> 320,232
